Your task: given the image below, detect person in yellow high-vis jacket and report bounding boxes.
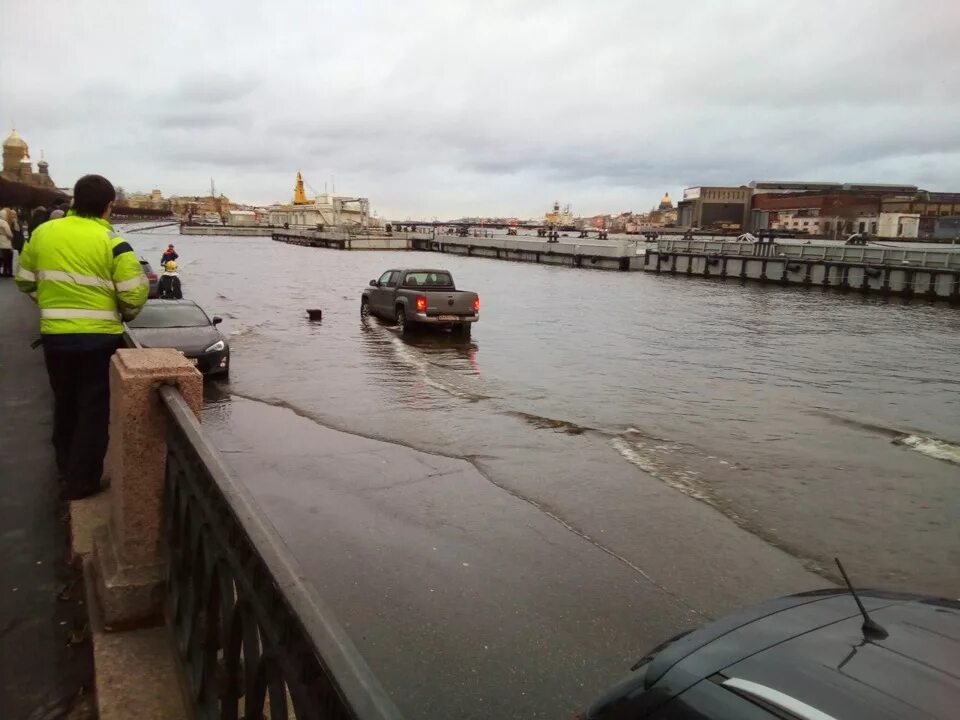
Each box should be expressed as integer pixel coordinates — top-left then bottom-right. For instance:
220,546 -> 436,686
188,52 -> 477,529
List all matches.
16,174 -> 148,499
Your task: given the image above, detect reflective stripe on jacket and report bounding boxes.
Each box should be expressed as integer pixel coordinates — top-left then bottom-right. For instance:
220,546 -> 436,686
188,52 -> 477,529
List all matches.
15,215 -> 148,335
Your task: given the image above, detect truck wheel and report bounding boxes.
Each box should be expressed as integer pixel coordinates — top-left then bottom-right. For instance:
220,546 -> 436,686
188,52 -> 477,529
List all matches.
396,307 -> 408,334
361,298 -> 370,319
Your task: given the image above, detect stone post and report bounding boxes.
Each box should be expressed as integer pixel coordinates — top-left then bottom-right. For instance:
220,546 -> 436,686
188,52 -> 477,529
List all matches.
93,349 -> 202,627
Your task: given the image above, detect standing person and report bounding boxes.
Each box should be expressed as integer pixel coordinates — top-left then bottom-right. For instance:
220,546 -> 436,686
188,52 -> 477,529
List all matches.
29,206 -> 48,237
15,175 -> 148,500
0,209 -> 13,277
48,202 -> 68,220
157,260 -> 182,299
160,243 -> 178,266
9,208 -> 24,254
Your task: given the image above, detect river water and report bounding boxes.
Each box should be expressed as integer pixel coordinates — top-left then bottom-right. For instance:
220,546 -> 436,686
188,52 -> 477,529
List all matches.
128,229 -> 960,598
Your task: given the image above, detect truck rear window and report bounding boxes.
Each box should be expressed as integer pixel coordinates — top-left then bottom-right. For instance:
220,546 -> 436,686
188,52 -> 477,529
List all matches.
402,272 -> 453,288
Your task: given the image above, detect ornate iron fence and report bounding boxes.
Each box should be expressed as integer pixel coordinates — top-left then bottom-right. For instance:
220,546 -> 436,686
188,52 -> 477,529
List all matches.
159,384 -> 404,720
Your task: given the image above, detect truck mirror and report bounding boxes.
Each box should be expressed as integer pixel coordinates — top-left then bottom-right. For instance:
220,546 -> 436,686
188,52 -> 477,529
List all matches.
369,279 -> 378,287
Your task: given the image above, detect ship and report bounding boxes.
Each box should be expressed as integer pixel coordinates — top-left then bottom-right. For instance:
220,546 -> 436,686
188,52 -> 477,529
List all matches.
544,201 -> 578,231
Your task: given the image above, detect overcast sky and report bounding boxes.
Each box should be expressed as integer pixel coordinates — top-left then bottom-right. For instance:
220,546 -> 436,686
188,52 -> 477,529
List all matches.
2,0 -> 958,219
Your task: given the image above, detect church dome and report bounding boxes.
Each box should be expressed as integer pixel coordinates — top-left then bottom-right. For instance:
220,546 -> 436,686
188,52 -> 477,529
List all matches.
658,192 -> 673,210
4,130 -> 28,149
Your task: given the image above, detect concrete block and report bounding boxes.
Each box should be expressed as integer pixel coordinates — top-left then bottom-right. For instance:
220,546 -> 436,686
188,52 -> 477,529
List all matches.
105,349 -> 201,567
92,522 -> 167,627
70,490 -> 111,560
94,348 -> 201,626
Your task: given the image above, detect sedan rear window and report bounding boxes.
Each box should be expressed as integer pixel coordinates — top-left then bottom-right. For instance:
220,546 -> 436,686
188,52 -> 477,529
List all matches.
402,271 -> 453,287
128,304 -> 210,328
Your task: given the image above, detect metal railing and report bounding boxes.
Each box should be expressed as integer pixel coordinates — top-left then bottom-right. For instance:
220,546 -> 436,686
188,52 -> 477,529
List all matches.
656,238 -> 960,269
159,384 -> 404,720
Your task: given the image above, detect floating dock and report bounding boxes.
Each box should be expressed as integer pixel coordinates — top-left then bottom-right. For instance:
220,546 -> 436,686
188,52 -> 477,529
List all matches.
272,228 -> 411,250
409,235 -> 645,271
270,228 -> 960,301
181,225 -> 273,236
645,238 -> 960,301
272,229 -> 645,270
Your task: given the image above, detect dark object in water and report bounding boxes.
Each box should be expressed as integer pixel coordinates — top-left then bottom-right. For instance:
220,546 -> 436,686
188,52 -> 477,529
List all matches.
306,309 -> 322,321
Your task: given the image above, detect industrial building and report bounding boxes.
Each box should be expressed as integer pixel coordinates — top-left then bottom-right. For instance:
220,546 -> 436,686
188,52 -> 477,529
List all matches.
676,186 -> 752,231
747,182 -> 924,238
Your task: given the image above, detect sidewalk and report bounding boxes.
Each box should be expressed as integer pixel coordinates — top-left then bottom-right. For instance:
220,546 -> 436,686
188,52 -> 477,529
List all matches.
0,281 -> 94,719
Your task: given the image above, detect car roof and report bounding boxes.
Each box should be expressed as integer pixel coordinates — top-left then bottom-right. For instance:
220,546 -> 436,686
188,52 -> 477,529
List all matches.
717,597 -> 960,719
603,589 -> 960,719
394,268 -> 453,274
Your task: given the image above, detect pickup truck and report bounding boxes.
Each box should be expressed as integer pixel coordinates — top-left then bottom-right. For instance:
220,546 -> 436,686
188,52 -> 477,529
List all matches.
361,268 -> 479,337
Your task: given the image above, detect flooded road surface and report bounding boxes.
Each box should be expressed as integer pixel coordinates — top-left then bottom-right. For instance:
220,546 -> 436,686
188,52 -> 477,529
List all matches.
127,229 -> 960,592
126,229 -> 958,712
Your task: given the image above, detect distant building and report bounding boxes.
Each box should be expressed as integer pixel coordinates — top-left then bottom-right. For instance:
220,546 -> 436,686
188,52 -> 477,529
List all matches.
125,188 -> 171,212
268,172 -> 374,229
226,210 -> 259,227
171,194 -> 230,221
749,183 -> 921,237
881,191 -> 960,238
677,186 -> 751,230
2,129 -> 56,189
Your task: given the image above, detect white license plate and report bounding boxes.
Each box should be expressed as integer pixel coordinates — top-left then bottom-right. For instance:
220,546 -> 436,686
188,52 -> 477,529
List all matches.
189,358 -> 198,365
437,314 -> 458,321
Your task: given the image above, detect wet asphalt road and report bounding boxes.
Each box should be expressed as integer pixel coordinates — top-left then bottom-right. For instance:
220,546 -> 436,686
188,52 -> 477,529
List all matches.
203,395 -> 819,718
123,228 -> 958,717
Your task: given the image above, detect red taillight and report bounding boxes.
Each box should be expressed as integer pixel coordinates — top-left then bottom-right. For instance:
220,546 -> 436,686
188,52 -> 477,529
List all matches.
147,273 -> 157,280
416,295 -> 427,312
473,296 -> 480,312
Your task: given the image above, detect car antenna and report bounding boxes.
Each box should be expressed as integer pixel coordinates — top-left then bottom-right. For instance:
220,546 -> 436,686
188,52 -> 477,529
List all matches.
834,557 -> 888,641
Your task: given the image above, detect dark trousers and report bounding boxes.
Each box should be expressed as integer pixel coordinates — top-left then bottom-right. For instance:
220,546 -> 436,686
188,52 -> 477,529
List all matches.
43,342 -> 121,498
0,248 -> 12,276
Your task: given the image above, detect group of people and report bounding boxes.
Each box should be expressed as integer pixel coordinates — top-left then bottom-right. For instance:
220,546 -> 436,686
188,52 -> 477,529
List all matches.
0,203 -> 71,277
158,243 -> 183,299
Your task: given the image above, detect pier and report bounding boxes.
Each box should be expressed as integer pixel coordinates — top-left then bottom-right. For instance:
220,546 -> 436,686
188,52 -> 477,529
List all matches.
409,234 -> 645,270
271,228 -> 645,269
645,237 -> 960,301
180,224 -> 273,236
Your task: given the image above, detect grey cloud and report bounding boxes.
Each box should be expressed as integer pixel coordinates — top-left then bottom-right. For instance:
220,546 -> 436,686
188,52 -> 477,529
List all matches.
1,0 -> 958,217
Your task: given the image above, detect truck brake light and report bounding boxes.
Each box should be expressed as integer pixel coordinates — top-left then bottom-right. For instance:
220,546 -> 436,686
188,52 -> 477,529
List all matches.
416,295 -> 427,312
473,296 -> 480,312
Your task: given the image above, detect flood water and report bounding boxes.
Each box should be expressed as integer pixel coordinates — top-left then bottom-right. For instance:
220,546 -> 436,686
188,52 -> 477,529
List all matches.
129,229 -> 960,598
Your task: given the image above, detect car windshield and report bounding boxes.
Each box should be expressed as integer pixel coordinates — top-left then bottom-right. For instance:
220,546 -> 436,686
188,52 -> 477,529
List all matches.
128,304 -> 209,328
402,271 -> 453,288
139,260 -> 154,274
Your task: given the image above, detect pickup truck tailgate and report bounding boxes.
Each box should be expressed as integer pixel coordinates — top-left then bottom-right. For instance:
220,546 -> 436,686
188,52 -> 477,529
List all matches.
424,291 -> 477,315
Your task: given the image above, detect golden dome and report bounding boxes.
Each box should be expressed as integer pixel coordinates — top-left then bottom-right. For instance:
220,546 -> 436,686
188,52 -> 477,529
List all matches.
4,130 -> 28,149
658,192 -> 673,210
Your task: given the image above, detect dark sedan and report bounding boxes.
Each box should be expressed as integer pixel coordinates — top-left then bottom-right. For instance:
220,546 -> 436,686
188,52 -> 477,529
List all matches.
127,299 -> 229,378
581,588 -> 959,720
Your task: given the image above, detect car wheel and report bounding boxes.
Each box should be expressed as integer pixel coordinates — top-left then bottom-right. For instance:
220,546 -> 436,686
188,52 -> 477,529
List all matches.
396,307 -> 408,334
361,298 -> 370,319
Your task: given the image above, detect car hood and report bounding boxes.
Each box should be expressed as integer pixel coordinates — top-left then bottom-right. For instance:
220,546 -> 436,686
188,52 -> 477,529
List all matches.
721,597 -> 960,719
129,326 -> 224,356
